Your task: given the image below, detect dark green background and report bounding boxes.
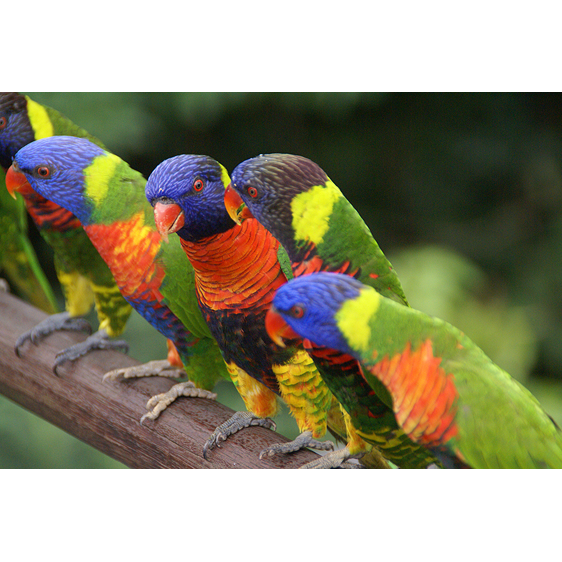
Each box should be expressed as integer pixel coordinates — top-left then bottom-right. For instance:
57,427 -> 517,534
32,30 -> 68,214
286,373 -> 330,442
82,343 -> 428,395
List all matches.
2,92 -> 561,468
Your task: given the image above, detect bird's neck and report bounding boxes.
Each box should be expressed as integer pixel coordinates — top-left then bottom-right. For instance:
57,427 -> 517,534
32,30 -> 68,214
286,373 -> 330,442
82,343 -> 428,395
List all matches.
22,191 -> 82,232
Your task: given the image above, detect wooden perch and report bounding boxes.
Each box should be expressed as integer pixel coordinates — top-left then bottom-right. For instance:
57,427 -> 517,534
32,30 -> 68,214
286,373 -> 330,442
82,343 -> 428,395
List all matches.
0,290 -> 322,468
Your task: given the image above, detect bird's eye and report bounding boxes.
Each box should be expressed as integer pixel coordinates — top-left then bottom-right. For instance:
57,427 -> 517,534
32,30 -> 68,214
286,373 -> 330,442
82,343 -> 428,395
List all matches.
36,166 -> 51,178
0,116 -> 7,130
247,186 -> 258,198
193,178 -> 204,192
290,305 -> 304,318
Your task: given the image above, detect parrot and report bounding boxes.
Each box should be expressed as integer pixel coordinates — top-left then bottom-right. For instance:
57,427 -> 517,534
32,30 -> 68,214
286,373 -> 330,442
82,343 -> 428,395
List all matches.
5,135 -> 233,428
144,153 -> 380,465
266,272 -> 562,468
0,165 -> 59,313
0,92 -> 131,369
225,152 -> 441,468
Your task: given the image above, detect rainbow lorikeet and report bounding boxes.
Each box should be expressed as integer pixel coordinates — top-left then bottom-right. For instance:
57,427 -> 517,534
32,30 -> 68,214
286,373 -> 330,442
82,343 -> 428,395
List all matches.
144,154 -> 372,464
225,153 -> 440,468
5,135 -> 232,426
267,272 -> 562,468
0,92 -> 131,369
0,165 -> 58,313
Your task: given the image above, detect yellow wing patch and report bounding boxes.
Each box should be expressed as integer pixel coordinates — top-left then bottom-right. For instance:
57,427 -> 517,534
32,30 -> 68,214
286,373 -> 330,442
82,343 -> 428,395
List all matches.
291,180 -> 341,245
336,287 -> 380,353
25,97 -> 54,139
84,152 -> 121,205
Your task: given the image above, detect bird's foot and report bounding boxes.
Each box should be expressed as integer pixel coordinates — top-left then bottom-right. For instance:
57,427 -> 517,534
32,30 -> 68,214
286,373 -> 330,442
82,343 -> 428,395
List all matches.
0,278 -> 9,292
140,381 -> 217,424
103,360 -> 186,382
53,328 -> 129,374
259,430 -> 334,459
299,446 -> 366,469
203,411 -> 276,459
15,311 -> 92,357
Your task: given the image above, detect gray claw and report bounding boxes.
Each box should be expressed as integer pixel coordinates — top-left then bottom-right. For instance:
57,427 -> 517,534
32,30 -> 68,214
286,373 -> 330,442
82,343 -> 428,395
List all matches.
52,328 -> 128,375
15,312 -> 92,357
259,430 -> 334,459
203,411 -> 276,460
299,446 -> 365,469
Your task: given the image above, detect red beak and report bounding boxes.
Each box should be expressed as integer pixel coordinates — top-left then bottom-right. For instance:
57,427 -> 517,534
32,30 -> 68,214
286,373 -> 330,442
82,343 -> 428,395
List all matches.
224,184 -> 255,225
153,201 -> 185,242
5,162 -> 33,198
265,306 -> 301,348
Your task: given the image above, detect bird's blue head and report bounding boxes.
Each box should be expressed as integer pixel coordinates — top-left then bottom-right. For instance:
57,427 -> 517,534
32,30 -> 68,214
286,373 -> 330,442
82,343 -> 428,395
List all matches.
6,135 -> 107,224
146,154 -> 234,243
227,153 -> 330,254
0,93 -> 35,170
266,272 -> 363,355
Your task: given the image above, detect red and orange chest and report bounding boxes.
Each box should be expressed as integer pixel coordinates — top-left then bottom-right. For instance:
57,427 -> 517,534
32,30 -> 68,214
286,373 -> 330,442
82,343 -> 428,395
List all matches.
180,220 -> 287,313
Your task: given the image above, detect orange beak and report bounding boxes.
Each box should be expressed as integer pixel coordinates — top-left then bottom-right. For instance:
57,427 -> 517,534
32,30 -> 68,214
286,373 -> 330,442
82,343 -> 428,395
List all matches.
5,162 -> 33,199
265,306 -> 301,348
224,184 -> 254,225
153,201 -> 185,242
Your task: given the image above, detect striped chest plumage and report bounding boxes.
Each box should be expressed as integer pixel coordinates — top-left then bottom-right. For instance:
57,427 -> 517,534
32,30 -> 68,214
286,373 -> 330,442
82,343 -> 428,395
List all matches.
180,219 -> 286,313
19,188 -> 82,233
179,219 -> 288,394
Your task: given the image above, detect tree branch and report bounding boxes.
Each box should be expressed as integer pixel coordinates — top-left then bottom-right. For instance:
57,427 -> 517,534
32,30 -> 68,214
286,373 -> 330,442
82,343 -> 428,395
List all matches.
0,290 -> 321,468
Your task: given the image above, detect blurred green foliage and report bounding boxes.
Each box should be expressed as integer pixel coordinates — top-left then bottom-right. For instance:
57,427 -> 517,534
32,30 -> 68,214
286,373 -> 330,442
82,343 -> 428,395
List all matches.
2,92 -> 561,468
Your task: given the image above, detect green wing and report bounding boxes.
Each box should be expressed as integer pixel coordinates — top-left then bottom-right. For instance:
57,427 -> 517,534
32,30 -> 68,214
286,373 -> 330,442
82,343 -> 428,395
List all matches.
45,104 -> 107,147
447,341 -> 562,469
93,161 -> 229,390
0,167 -> 58,313
158,233 -> 230,391
315,190 -> 409,305
344,289 -> 562,468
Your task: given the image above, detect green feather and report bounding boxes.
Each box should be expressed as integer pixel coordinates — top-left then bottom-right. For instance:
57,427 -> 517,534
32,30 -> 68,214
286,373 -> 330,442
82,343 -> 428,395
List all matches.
231,153 -> 437,467
338,284 -> 562,468
296,178 -> 409,305
56,147 -> 229,390
276,245 -> 293,281
0,167 -> 59,313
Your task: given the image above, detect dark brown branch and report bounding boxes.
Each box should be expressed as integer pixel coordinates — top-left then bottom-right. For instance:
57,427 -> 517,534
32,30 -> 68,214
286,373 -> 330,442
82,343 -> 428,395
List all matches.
0,290 -> 321,468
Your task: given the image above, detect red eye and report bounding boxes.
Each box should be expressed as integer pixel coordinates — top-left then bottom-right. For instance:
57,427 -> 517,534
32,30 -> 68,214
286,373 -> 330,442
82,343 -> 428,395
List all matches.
193,178 -> 204,191
247,186 -> 258,198
0,116 -> 6,130
290,305 -> 304,318
36,166 -> 51,178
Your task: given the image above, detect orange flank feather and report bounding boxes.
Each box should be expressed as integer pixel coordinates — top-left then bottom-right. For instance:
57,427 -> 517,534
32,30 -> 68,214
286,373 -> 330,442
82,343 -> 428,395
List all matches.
179,218 -> 286,311
84,212 -> 165,302
166,339 -> 183,368
304,342 -> 356,366
369,339 -> 459,447
292,248 -> 358,278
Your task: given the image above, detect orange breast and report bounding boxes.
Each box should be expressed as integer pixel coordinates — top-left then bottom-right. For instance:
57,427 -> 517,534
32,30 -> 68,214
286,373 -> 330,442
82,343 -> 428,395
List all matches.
180,219 -> 286,312
84,213 -> 165,302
